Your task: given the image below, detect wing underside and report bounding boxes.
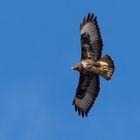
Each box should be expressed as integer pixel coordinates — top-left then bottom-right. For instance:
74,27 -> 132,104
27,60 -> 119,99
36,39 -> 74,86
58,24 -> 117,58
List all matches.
80,13 -> 103,61
73,73 -> 100,117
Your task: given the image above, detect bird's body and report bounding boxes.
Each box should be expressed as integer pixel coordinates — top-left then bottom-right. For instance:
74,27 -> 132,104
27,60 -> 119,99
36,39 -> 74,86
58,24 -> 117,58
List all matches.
71,13 -> 115,117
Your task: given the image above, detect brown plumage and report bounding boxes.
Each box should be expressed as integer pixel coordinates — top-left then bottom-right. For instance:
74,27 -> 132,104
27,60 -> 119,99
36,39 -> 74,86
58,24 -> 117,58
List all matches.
71,13 -> 115,117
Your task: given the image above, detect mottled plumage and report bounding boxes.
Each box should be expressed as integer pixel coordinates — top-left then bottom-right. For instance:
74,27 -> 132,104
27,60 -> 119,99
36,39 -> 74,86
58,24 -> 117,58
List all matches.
71,13 -> 115,117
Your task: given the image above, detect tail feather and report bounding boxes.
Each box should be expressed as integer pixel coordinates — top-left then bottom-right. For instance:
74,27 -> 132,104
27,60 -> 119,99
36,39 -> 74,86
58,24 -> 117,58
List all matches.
98,55 -> 115,80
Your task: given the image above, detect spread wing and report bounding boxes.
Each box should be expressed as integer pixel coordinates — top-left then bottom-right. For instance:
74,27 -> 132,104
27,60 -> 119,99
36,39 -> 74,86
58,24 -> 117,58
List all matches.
80,13 -> 103,61
73,73 -> 99,117
73,13 -> 102,117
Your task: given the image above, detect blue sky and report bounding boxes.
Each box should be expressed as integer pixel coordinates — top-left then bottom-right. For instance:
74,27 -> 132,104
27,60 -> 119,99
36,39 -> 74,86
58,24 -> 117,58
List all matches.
0,0 -> 140,140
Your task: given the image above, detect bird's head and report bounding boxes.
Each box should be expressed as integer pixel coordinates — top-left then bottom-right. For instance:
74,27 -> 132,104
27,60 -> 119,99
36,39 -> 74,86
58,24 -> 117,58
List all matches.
71,64 -> 83,72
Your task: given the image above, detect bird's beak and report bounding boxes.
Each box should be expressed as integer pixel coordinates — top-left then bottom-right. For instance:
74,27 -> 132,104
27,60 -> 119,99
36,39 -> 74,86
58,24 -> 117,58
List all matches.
71,64 -> 80,71
71,66 -> 74,70
71,65 -> 77,70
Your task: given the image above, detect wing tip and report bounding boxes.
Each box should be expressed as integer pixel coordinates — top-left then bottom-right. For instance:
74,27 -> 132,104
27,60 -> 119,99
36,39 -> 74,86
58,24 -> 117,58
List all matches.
72,99 -> 90,118
72,100 -> 84,118
72,93 -> 99,118
80,12 -> 98,32
81,12 -> 97,25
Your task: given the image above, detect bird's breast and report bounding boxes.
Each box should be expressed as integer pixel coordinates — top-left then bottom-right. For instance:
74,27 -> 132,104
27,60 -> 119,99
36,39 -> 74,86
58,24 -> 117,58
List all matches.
81,60 -> 88,68
81,60 -> 92,68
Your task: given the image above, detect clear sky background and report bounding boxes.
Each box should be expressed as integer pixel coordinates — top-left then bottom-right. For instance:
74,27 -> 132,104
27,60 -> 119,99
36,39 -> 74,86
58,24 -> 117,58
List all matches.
0,0 -> 140,140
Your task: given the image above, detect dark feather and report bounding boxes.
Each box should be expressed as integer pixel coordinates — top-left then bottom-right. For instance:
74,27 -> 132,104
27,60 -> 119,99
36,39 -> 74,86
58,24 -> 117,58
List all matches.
87,13 -> 91,21
83,17 -> 86,24
90,13 -> 94,21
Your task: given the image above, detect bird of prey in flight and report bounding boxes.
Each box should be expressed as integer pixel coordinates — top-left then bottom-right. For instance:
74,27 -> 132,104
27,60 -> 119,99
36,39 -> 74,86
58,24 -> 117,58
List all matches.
71,13 -> 115,117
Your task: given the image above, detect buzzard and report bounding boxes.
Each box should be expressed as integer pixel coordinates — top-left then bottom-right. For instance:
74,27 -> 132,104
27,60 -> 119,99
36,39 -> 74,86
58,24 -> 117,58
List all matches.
71,13 -> 115,117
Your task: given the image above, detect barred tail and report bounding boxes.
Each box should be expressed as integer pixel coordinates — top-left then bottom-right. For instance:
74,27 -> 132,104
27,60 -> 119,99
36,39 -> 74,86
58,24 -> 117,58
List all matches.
98,55 -> 115,80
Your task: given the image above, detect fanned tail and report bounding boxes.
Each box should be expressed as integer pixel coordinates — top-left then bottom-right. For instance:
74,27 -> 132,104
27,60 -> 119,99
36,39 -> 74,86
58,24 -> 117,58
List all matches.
98,55 -> 115,80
